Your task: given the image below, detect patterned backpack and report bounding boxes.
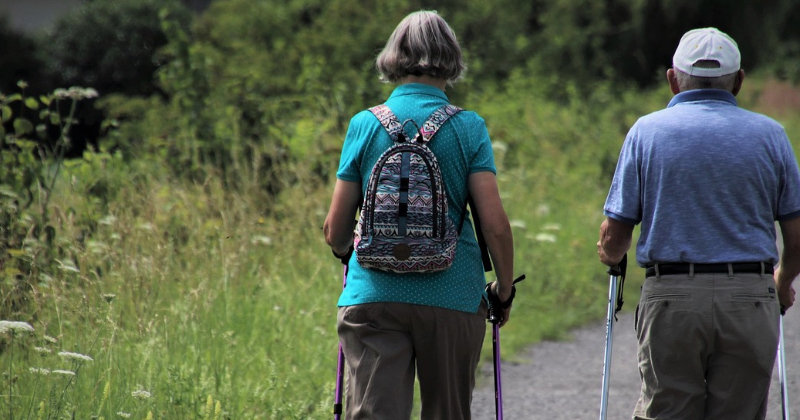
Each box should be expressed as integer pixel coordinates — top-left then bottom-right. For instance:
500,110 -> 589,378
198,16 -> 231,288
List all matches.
354,104 -> 462,273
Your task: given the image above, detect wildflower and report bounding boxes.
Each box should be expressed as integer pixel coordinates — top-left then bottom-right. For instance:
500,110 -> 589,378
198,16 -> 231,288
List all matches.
251,235 -> 272,246
59,351 -> 93,362
542,223 -> 562,231
34,346 -> 52,354
44,335 -> 58,343
102,294 -> 117,303
534,233 -> 557,243
52,370 -> 76,376
29,367 -> 51,375
131,389 -> 152,399
492,141 -> 508,153
509,220 -> 527,229
536,204 -> 550,217
0,320 -> 34,334
116,412 -> 131,418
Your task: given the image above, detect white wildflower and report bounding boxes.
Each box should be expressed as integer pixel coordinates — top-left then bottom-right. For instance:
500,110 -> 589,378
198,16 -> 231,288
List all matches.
251,235 -> 272,246
136,223 -> 155,232
536,204 -> 550,217
58,351 -> 93,362
542,223 -> 562,231
534,233 -> 557,243
102,293 -> 117,303
34,346 -> 52,354
492,141 -> 508,153
43,335 -> 58,343
52,370 -> 75,376
509,219 -> 527,229
0,320 -> 34,334
131,389 -> 152,399
29,367 -> 51,375
117,411 -> 132,418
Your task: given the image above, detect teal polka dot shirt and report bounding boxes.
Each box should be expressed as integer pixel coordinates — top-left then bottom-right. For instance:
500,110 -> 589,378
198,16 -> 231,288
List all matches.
336,83 -> 496,313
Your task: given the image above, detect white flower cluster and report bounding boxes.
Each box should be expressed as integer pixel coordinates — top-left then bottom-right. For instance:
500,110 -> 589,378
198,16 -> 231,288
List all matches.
53,87 -> 99,100
0,320 -> 34,334
131,389 -> 152,399
58,351 -> 94,362
52,370 -> 75,376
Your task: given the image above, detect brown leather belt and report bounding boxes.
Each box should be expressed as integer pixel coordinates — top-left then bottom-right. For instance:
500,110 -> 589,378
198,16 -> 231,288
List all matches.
645,262 -> 773,277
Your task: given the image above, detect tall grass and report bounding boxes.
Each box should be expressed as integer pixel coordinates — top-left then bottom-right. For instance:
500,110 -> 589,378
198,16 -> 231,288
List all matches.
2,76 -> 798,418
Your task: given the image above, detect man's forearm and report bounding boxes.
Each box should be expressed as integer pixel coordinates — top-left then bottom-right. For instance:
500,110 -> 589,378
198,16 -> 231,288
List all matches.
598,218 -> 634,266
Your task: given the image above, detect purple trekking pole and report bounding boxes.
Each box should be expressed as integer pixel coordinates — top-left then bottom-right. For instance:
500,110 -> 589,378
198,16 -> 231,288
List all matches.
486,275 -> 525,420
333,265 -> 347,419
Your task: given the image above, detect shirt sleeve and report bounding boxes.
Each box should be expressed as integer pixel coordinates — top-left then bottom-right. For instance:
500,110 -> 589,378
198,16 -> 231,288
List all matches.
336,112 -> 370,182
604,122 -> 642,224
777,127 -> 800,221
468,114 -> 497,175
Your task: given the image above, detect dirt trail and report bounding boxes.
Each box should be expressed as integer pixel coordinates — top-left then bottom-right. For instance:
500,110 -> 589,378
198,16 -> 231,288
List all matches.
471,306 -> 800,419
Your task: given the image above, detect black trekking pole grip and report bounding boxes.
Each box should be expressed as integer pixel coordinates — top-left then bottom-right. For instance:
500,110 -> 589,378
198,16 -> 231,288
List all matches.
486,275 -> 526,324
606,254 -> 627,278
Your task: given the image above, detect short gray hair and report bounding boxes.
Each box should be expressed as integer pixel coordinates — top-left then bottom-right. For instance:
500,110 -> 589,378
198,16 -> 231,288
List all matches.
375,11 -> 466,85
674,60 -> 738,91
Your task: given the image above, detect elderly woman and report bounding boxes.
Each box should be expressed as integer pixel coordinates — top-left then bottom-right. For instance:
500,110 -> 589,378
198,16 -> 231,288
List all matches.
324,10 -> 515,419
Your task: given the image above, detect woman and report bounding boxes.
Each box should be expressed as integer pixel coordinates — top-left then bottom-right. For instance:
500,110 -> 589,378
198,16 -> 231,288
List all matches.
323,10 -> 515,419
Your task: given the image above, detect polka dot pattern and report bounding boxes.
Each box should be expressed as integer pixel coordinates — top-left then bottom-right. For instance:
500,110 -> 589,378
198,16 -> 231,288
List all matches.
336,83 -> 497,313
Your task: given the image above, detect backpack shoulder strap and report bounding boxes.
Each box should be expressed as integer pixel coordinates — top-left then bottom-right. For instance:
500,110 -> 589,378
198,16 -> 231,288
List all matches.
368,104 -> 404,142
417,104 -> 462,144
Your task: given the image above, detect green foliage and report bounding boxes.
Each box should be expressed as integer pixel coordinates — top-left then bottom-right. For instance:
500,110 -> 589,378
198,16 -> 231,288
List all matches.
37,0 -> 191,97
0,83 -> 99,321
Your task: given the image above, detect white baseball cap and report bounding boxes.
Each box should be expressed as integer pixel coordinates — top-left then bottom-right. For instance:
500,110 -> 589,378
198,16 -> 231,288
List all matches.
672,27 -> 740,77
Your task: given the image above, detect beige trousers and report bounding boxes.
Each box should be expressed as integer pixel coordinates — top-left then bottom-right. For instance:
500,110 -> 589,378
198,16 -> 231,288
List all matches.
633,271 -> 780,420
337,302 -> 487,420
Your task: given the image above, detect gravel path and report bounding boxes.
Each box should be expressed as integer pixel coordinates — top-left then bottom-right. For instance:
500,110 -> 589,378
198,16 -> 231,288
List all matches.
471,304 -> 800,419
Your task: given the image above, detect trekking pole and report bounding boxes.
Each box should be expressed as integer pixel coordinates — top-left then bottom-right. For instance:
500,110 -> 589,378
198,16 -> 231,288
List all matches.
599,254 -> 627,420
487,275 -> 526,420
778,308 -> 790,420
333,265 -> 347,420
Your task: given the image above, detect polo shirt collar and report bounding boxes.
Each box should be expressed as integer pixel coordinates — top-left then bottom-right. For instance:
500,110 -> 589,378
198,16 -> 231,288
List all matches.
388,83 -> 449,101
668,89 -> 738,108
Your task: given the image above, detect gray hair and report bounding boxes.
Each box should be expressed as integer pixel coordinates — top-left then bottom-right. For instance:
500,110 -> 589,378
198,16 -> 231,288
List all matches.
375,11 -> 466,85
674,60 -> 738,91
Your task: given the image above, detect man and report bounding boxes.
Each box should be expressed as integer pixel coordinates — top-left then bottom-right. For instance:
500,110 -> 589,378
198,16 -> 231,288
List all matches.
598,27 -> 800,419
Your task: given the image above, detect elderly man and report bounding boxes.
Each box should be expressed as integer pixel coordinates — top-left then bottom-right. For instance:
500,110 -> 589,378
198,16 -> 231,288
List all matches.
598,28 -> 800,419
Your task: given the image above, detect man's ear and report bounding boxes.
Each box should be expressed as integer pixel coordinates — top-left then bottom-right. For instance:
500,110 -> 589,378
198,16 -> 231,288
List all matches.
666,68 -> 680,95
732,69 -> 745,96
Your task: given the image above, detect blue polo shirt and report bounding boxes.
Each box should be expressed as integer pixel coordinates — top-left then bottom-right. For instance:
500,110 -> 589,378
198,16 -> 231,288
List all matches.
605,89 -> 800,267
336,83 -> 496,313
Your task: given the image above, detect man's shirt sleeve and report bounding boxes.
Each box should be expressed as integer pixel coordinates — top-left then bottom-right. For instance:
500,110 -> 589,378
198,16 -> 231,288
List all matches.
604,122 -> 642,225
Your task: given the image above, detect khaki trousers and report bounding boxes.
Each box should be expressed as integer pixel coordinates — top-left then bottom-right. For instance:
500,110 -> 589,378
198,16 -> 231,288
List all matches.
633,271 -> 780,420
337,302 -> 486,420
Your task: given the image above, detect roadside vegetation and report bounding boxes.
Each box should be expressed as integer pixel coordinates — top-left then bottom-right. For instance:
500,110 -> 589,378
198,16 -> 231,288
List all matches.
1,0 -> 799,417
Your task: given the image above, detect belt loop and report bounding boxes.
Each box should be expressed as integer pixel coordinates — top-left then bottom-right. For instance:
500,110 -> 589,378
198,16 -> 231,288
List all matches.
654,263 -> 660,278
688,263 -> 694,280
727,263 -> 734,278
760,261 -> 765,278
